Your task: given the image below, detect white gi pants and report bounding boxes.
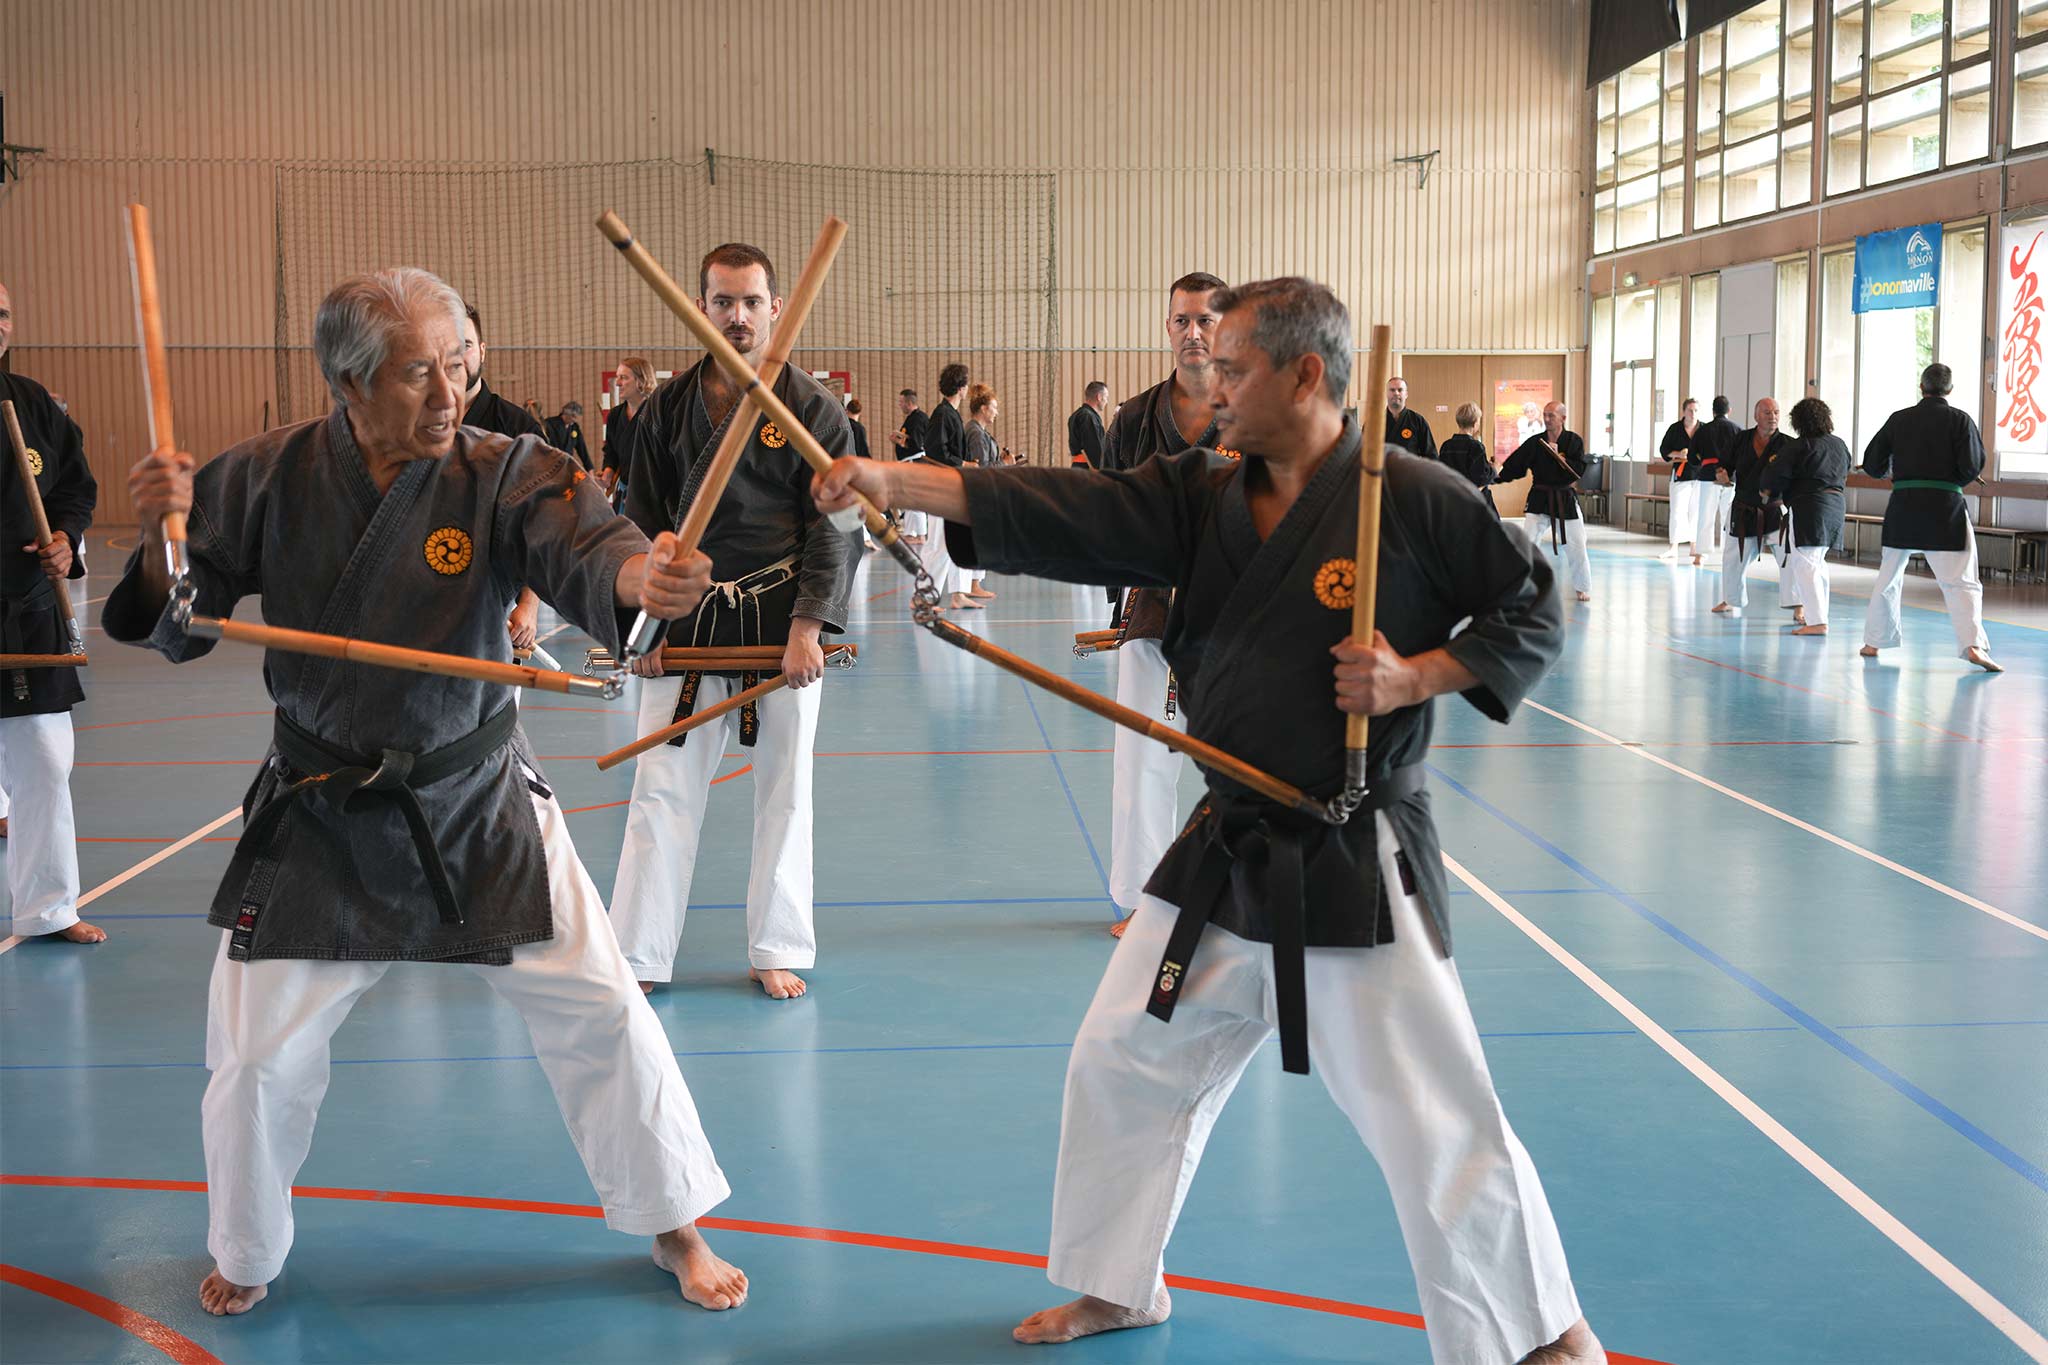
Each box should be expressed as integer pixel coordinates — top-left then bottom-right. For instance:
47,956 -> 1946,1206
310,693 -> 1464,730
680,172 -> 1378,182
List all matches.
901,508 -> 929,538
1783,546 -> 1831,627
1863,542 -> 1990,656
1108,639 -> 1185,912
201,792 -> 730,1288
1694,483 -> 1733,551
611,672 -> 820,980
1521,514 -> 1593,594
1717,517 -> 1795,615
920,518 -> 968,597
0,712 -> 81,936
1045,812 -> 1581,1365
1666,479 -> 1700,548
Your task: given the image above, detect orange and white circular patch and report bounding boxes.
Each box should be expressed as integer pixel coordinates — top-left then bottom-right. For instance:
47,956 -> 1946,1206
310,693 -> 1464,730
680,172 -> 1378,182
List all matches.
424,526 -> 473,576
759,421 -> 788,448
1312,557 -> 1357,610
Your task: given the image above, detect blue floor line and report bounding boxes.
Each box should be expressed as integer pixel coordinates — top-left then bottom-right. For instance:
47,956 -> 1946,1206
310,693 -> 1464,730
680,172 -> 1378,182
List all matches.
1431,763 -> 2048,1198
11,1019 -> 2046,1072
1015,678 -> 1117,918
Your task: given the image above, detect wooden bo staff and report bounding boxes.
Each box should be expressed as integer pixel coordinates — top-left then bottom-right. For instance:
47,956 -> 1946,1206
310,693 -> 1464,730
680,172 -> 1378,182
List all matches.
0,654 -> 91,669
1072,638 -> 1121,656
584,642 -> 857,672
594,211 -> 1326,819
1073,628 -> 1119,645
1343,327 -> 1396,804
2,400 -> 87,660
125,203 -> 191,587
181,616 -> 623,697
594,211 -> 924,586
616,215 -> 849,662
595,672 -> 793,771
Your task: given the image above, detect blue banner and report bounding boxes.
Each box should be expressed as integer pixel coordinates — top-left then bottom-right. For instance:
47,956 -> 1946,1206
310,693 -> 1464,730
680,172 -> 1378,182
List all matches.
1854,223 -> 1942,313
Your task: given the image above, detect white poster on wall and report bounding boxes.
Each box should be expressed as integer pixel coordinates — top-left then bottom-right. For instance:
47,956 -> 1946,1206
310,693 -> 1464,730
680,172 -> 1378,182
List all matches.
1995,215 -> 2048,478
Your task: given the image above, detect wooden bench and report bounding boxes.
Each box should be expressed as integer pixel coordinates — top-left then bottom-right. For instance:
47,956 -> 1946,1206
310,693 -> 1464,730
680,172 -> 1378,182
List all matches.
1623,492 -> 1669,538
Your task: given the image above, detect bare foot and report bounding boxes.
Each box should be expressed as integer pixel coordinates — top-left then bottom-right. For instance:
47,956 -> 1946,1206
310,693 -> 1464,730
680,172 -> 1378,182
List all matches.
1574,592 -> 1591,602
949,593 -> 984,611
1791,624 -> 1827,636
639,981 -> 655,995
198,1269 -> 267,1316
1518,1317 -> 1605,1364
1966,646 -> 2004,673
1711,601 -> 1733,614
53,921 -> 108,943
1859,645 -> 1879,658
653,1226 -> 749,1310
1690,554 -> 1703,566
1109,915 -> 1131,939
969,587 -> 996,599
0,815 -> 7,837
1014,1289 -> 1171,1344
749,967 -> 807,999
1792,607 -> 1807,625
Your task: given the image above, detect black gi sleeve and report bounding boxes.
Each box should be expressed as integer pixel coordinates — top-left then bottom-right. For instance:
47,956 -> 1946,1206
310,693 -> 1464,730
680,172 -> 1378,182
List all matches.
789,383 -> 860,631
945,449 -> 1225,588
1861,414 -> 1895,479
1954,413 -> 1987,484
498,438 -> 647,653
1399,461 -> 1564,723
102,448 -> 266,662
38,399 -> 97,575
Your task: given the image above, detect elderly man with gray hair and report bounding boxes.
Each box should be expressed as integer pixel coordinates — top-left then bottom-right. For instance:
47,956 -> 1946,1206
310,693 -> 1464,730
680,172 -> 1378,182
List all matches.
106,267 -> 753,1319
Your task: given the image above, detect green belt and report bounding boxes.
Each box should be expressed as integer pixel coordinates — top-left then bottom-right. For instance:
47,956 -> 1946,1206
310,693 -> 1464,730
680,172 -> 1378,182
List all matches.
1890,480 -> 1964,493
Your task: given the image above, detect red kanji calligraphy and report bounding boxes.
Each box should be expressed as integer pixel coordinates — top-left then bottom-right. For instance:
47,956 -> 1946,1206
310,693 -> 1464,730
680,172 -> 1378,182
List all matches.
1999,233 -> 2048,446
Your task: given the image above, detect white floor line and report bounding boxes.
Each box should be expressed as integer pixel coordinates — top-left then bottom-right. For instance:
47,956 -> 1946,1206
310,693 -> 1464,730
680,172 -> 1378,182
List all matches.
1,807 -> 243,957
1444,851 -> 2048,1363
1522,698 -> 2048,946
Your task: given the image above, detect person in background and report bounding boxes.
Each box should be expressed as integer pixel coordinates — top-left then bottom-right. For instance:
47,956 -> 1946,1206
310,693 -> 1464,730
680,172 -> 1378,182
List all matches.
890,388 -> 930,542
1709,398 -> 1795,621
1385,375 -> 1437,460
1658,397 -> 1701,561
603,357 -> 656,509
962,383 -> 1003,600
1766,396 -> 1851,640
544,401 -> 592,470
1684,397 -> 1741,565
845,397 -> 872,458
1436,401 -> 1496,514
1069,380 -> 1109,467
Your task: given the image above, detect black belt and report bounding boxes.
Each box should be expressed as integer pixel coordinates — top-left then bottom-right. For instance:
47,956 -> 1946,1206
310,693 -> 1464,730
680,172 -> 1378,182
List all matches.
223,704 -> 520,949
1147,763 -> 1426,1077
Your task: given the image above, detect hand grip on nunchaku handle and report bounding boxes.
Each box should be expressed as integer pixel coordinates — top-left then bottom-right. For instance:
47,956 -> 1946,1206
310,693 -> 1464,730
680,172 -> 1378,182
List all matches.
125,203 -> 193,616
593,211 -> 920,596
1330,326 -> 1397,825
1,400 -> 87,659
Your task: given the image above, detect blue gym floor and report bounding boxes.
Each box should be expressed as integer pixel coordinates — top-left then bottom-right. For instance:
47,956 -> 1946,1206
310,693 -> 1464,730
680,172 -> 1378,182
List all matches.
3,525 -> 2045,1365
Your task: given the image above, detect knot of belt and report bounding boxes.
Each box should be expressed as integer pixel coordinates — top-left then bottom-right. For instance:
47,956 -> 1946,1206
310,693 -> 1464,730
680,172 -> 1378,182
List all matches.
226,703 -> 520,932
1146,765 -> 1425,1077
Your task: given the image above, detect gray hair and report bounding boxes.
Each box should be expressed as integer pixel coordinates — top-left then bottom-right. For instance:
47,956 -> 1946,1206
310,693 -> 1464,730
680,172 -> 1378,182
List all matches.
1921,363 -> 1953,396
1208,276 -> 1353,403
313,267 -> 466,405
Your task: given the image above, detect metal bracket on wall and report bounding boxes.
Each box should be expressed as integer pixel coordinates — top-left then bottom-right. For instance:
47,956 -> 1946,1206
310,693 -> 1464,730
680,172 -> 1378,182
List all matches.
1,141 -> 46,185
1393,149 -> 1439,189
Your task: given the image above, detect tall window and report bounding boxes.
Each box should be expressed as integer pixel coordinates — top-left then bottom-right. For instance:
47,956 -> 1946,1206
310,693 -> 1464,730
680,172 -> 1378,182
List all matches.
1828,1 -> 1993,192
1590,297 -> 1615,450
1817,218 -> 1987,454
1689,274 -> 1721,405
1694,1 -> 1815,227
2016,0 -> 2048,149
1657,280 -> 1684,426
1775,256 -> 1812,404
1595,51 -> 1688,251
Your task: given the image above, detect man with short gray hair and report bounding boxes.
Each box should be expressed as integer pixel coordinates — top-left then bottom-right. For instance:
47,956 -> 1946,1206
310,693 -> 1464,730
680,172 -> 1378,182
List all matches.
107,266 -> 753,1319
813,275 -> 1598,1365
1859,363 -> 2000,670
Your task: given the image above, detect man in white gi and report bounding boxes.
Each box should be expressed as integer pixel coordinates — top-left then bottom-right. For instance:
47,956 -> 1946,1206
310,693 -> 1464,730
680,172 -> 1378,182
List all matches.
1859,364 -> 2001,671
816,276 -> 1600,1365
611,243 -> 862,1000
109,267 -> 748,1318
1,280 -> 104,944
1100,273 -> 1228,938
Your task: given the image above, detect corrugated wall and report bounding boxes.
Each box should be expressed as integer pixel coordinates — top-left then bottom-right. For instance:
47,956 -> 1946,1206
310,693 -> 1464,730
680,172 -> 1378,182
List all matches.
2,0 -> 1589,520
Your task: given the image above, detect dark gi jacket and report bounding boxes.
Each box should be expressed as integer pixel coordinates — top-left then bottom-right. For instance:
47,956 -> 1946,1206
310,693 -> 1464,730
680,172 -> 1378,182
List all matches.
1068,403 -> 1105,467
1764,433 -> 1851,549
1385,406 -> 1437,461
104,412 -> 644,963
2,372 -> 95,716
1861,397 -> 1985,551
944,416 -> 1562,1070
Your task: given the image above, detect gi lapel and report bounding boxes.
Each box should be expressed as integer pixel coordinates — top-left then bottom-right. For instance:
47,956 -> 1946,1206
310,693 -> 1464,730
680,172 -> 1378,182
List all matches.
293,414 -> 437,722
